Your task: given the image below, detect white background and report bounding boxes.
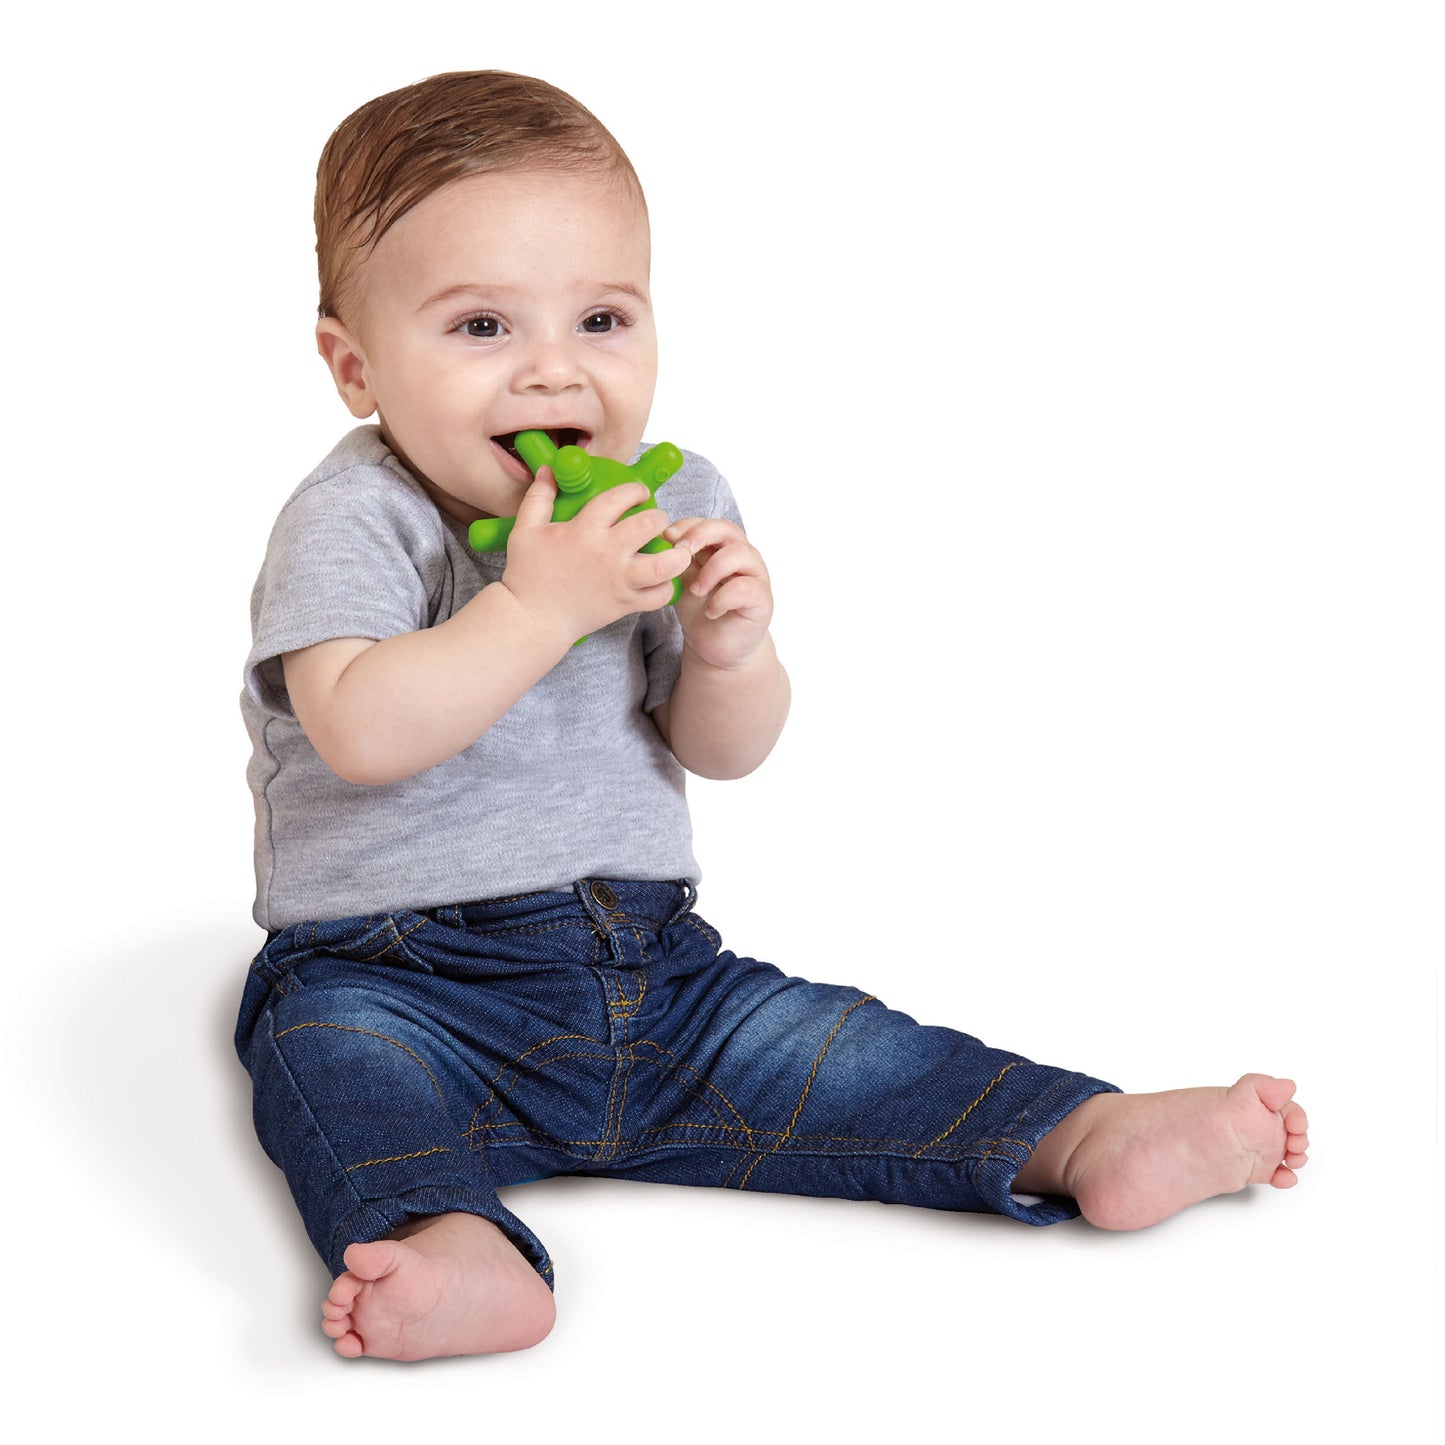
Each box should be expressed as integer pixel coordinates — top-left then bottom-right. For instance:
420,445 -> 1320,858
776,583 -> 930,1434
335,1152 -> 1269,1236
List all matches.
2,3 -> 1440,1442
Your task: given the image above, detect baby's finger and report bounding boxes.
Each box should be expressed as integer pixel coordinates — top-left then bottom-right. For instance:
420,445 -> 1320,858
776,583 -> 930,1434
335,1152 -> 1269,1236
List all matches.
578,481 -> 655,528
688,539 -> 765,597
632,578 -> 684,613
613,504 -> 676,555
663,515 -> 706,544
513,466 -> 558,528
665,516 -> 741,550
629,540 -> 693,591
700,573 -> 769,621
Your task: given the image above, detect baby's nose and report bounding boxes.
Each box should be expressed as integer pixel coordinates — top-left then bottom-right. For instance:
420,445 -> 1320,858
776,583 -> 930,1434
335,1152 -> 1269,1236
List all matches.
514,333 -> 586,392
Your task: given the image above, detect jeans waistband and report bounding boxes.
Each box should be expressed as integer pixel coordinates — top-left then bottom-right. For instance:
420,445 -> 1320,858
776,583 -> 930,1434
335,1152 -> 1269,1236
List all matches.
427,878 -> 697,935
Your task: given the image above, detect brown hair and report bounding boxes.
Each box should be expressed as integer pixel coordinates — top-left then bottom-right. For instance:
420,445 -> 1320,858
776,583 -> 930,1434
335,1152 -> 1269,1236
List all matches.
314,70 -> 644,322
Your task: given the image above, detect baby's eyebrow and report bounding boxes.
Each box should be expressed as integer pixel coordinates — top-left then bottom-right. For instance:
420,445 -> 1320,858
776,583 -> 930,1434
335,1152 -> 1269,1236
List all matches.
416,283 -> 502,312
416,280 -> 650,313
597,281 -> 650,305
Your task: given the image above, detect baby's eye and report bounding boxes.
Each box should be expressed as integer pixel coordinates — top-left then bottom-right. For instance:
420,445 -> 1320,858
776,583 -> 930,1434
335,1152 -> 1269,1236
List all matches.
458,315 -> 503,339
580,311 -> 623,335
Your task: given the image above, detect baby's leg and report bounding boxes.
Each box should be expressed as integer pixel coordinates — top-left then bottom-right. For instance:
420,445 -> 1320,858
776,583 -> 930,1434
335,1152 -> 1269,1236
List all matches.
586,932 -> 1307,1233
241,965 -> 559,1361
586,947 -> 1123,1224
321,1212 -> 555,1360
1013,1073 -> 1310,1229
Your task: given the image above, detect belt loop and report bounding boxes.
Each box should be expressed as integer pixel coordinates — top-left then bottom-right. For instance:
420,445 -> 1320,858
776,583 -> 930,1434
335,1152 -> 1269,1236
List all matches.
665,878 -> 698,926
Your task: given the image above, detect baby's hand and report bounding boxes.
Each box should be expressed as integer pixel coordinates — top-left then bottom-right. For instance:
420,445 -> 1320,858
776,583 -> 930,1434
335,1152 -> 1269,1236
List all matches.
664,516 -> 773,670
501,469 -> 692,646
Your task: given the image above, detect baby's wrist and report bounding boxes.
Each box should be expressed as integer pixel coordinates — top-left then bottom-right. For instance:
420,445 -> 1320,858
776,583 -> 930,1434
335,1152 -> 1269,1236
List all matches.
487,579 -> 584,661
681,628 -> 776,677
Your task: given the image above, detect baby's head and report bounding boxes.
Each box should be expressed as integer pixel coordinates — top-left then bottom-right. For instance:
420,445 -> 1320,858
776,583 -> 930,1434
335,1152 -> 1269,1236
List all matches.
315,70 -> 644,326
312,72 -> 658,526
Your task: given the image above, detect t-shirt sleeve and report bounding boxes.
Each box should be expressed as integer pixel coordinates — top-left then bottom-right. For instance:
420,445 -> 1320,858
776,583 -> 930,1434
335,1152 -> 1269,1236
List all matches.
640,457 -> 746,712
244,469 -> 446,716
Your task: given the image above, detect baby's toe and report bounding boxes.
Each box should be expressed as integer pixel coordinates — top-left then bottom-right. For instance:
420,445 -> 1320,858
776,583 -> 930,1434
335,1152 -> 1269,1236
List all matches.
333,1330 -> 365,1358
1249,1075 -> 1297,1114
342,1239 -> 402,1282
327,1273 -> 363,1309
321,1314 -> 351,1340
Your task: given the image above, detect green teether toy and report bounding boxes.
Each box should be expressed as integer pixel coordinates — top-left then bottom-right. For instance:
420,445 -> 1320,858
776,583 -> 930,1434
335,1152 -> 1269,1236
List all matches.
469,431 -> 685,610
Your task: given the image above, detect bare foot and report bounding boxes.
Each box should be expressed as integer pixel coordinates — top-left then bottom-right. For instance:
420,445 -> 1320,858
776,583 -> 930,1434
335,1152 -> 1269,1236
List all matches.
1015,1073 -> 1310,1230
320,1212 -> 555,1360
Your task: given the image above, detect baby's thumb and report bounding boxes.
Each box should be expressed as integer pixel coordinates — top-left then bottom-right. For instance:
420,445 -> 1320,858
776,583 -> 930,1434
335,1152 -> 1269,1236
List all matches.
514,466 -> 558,528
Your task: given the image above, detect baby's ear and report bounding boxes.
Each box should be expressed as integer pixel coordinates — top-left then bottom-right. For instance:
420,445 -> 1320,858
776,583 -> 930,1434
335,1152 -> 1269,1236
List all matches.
316,318 -> 377,418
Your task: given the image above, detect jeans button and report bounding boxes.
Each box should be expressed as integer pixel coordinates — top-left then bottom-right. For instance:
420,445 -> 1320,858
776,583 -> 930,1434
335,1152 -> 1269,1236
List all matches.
590,880 -> 619,911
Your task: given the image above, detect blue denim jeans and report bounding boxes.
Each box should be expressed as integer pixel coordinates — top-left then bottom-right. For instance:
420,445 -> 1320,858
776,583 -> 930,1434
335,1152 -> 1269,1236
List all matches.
235,879 -> 1118,1282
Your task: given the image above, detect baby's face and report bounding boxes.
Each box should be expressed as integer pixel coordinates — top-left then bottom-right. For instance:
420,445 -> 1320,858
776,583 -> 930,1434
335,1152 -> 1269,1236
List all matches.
322,168 -> 658,525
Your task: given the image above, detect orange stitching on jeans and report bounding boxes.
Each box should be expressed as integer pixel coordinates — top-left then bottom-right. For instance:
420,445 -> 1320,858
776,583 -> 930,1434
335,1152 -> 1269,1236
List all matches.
357,914 -> 428,961
636,1121 -> 967,1153
639,1121 -> 763,1140
608,971 -> 647,1016
683,914 -> 721,951
479,1048 -> 613,1086
482,1028 -> 601,1086
469,1120 -> 944,1148
274,1021 -> 447,1109
608,975 -> 647,1160
722,1151 -> 754,1188
597,967 -> 640,1159
345,1146 -> 452,1172
736,993 -> 877,1190
466,1045 -> 616,1142
468,1031 -> 601,1124
467,1115 -> 1016,1164
599,1038 -> 624,1162
461,1038 -> 762,1158
628,1039 -> 759,1149
492,1049 -> 613,1069
980,1136 -> 1032,1166
779,995 -> 875,1144
912,1063 -> 1019,1158
603,1047 -> 636,1161
469,920 -> 598,938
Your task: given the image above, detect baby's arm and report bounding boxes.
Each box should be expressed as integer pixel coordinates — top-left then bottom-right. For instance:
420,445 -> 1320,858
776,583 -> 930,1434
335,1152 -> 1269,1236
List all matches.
285,470 -> 691,786
650,517 -> 790,780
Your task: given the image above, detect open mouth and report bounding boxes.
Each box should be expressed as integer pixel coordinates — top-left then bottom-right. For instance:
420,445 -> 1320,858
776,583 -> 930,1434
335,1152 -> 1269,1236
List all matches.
491,427 -> 588,464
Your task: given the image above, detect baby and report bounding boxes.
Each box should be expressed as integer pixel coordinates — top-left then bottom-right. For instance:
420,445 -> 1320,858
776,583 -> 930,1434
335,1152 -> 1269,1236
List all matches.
236,70 -> 1309,1362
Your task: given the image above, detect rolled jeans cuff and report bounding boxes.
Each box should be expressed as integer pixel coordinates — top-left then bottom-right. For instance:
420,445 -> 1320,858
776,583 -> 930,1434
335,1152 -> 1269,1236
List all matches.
973,1073 -> 1122,1226
328,1185 -> 554,1287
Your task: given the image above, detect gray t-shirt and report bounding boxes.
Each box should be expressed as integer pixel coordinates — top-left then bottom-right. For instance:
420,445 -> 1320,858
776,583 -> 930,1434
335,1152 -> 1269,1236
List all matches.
242,426 -> 742,931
